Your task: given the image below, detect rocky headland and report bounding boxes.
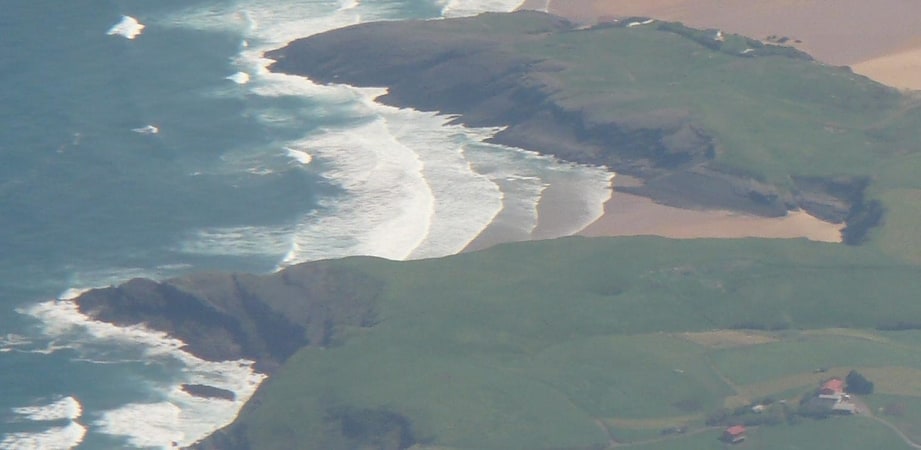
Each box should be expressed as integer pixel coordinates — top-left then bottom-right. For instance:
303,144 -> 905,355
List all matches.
74,261 -> 383,373
265,11 -> 883,242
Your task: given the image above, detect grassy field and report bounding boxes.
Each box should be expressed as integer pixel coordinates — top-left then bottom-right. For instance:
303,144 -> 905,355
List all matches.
214,238 -> 921,449
710,335 -> 921,385
516,21 -> 921,186
866,394 -> 921,444
626,419 -> 913,449
729,419 -> 912,450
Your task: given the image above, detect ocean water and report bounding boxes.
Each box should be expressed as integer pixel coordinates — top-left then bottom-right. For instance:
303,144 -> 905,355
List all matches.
0,0 -> 608,448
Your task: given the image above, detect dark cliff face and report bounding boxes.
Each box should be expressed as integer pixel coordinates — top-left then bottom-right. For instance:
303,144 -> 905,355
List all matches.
267,12 -> 715,174
265,11 -> 873,229
75,261 -> 383,371
265,13 -> 716,173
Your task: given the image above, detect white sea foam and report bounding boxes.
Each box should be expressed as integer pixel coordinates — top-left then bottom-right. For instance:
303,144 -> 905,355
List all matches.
131,124 -> 159,135
107,15 -> 145,39
157,0 -> 365,41
338,0 -> 361,12
12,397 -> 82,422
95,358 -> 265,448
533,166 -> 614,238
226,72 -> 250,84
0,333 -> 32,350
627,19 -> 656,28
285,146 -> 313,165
440,0 -> 526,18
280,116 -> 434,263
463,144 -> 551,240
2,397 -> 85,450
21,299 -> 266,448
367,106 -> 504,259
178,225 -> 294,257
0,421 -> 87,450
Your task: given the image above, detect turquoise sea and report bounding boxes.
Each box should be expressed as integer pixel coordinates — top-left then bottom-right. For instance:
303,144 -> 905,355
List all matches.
0,1 -> 611,448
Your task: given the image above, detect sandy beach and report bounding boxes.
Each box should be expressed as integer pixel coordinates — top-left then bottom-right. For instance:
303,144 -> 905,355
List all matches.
462,172 -> 842,249
852,46 -> 921,92
578,191 -> 842,242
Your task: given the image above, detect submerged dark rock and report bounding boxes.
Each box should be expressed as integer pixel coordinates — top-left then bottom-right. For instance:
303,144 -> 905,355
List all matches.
182,384 -> 236,401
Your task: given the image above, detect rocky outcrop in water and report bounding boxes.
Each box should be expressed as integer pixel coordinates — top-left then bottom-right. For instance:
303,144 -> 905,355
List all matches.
75,261 -> 383,372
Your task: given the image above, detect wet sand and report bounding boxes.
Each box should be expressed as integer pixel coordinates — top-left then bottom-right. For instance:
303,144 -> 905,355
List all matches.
464,177 -> 841,251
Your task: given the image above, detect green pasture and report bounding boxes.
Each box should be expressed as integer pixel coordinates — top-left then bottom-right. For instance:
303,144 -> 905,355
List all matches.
629,418 -> 912,449
228,237 -> 921,449
866,394 -> 921,444
741,418 -> 911,450
710,335 -> 921,386
517,22 -> 921,186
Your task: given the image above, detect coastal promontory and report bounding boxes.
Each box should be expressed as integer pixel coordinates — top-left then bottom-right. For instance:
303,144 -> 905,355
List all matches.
265,11 -> 920,241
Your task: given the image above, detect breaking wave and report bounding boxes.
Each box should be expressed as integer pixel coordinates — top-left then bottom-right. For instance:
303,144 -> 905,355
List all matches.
19,299 -> 266,448
1,397 -> 86,450
0,421 -> 87,450
163,0 -> 612,267
106,15 -> 144,39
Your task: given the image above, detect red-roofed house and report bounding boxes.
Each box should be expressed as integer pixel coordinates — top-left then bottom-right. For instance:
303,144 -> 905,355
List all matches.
812,377 -> 858,414
819,378 -> 845,398
821,377 -> 844,395
722,425 -> 746,444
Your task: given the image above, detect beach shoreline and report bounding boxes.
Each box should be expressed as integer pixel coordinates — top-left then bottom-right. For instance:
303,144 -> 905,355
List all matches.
577,189 -> 842,243
551,175 -> 841,244
464,175 -> 843,251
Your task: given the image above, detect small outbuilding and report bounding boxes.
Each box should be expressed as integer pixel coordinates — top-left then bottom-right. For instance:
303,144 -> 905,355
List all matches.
722,425 -> 747,444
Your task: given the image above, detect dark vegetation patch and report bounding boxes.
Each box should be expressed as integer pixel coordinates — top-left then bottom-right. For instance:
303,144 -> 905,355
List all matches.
323,407 -> 417,450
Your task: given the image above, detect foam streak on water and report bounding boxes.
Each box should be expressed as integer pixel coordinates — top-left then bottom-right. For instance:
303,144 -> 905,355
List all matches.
2,397 -> 85,450
11,397 -> 82,422
0,421 -> 87,450
179,225 -> 294,257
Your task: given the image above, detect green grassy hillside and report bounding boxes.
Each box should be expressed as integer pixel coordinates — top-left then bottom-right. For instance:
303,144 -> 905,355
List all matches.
519,20 -> 921,183
200,238 -> 921,449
